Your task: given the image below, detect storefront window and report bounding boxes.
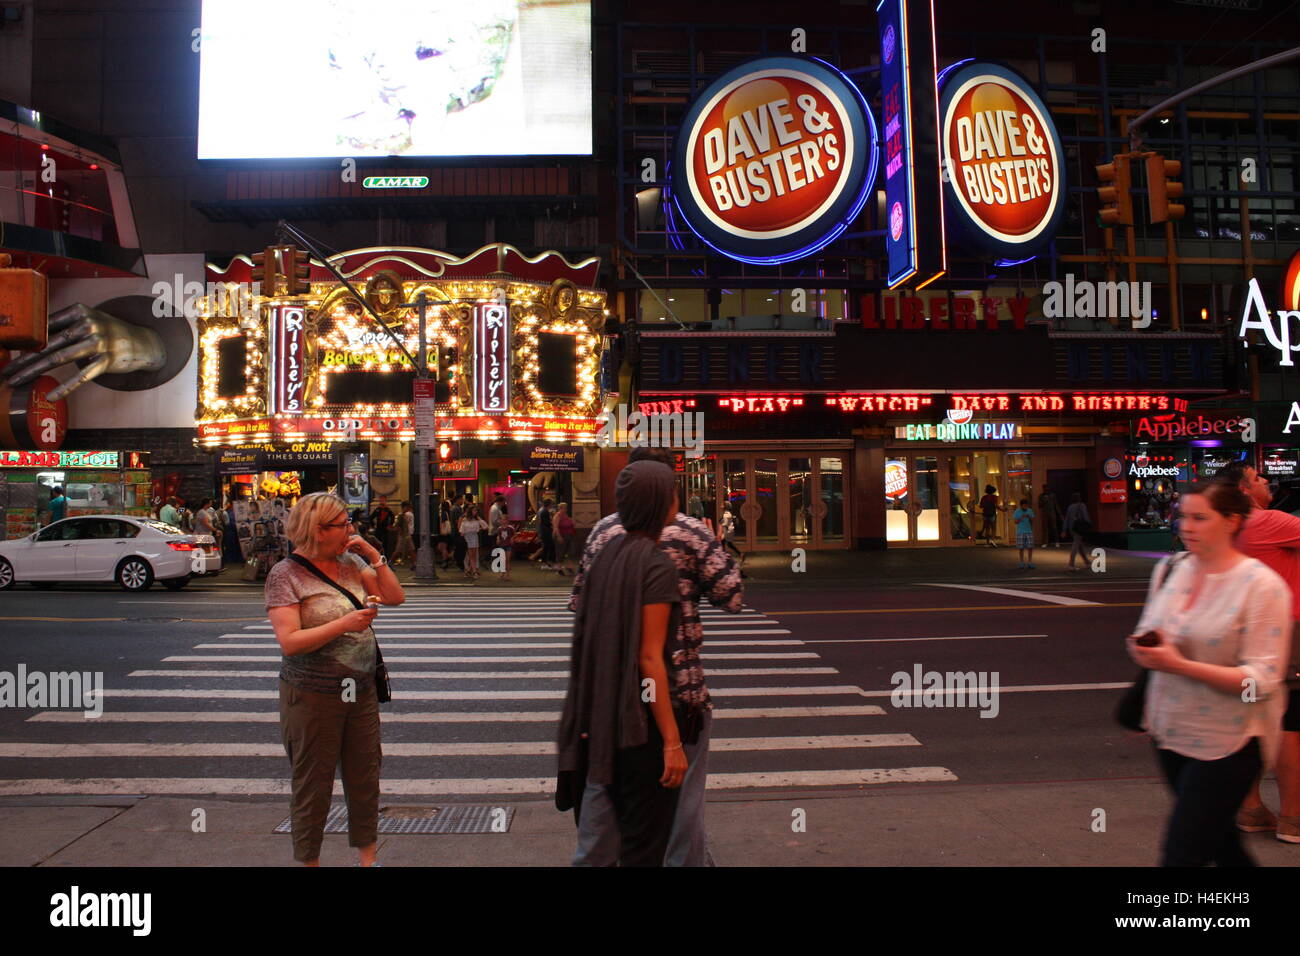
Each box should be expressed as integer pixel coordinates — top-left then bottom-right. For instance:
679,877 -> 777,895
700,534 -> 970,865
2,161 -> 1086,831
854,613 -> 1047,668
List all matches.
788,458 -> 812,545
724,459 -> 748,543
818,457 -> 845,542
753,458 -> 779,544
914,456 -> 939,541
684,456 -> 716,528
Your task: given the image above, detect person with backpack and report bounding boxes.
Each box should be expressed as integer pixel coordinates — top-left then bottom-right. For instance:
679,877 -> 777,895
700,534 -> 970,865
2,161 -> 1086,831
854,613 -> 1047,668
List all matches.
1064,492 -> 1091,571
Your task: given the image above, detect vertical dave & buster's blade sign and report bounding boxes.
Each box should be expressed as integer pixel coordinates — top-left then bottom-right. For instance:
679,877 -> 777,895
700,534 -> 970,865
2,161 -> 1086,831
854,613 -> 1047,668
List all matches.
938,61 -> 1066,259
271,305 -> 307,415
475,303 -> 509,413
671,56 -> 879,264
878,0 -> 945,289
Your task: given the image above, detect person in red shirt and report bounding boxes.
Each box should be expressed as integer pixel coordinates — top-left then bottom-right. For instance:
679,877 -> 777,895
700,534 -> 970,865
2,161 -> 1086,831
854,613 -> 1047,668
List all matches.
1225,463 -> 1300,841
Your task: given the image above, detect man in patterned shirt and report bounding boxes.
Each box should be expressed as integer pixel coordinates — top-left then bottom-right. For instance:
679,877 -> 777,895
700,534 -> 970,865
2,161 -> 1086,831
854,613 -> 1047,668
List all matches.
568,446 -> 743,866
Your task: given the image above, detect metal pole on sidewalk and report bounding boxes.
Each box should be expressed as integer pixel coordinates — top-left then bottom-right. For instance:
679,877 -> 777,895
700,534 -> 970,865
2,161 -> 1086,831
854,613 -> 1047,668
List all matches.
412,292 -> 436,581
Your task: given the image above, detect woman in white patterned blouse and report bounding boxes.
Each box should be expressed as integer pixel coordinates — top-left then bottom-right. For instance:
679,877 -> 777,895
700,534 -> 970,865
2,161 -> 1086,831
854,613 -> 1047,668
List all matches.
1128,479 -> 1292,866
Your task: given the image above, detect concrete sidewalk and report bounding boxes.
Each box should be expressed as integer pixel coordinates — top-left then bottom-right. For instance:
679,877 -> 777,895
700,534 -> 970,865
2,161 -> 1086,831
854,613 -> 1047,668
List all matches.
4,777 -> 1296,867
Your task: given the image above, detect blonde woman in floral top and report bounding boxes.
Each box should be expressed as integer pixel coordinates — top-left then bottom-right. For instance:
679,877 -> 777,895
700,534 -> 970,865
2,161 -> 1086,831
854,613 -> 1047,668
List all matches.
1128,479 -> 1292,867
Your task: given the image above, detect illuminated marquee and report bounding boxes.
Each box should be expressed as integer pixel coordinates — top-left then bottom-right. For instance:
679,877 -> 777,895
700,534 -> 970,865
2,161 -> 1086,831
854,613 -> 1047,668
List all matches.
668,392 -> 1178,414
672,56 -> 879,264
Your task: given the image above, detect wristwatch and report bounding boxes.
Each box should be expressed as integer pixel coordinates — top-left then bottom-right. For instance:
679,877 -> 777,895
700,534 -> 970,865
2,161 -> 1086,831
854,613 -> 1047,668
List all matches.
370,555 -> 387,568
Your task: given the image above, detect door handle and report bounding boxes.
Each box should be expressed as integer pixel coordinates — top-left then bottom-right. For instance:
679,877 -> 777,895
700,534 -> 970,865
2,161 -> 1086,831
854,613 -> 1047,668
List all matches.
62,543 -> 74,547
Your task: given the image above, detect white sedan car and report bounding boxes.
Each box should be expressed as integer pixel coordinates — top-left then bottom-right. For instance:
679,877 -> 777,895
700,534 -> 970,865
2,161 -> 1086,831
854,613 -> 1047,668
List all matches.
0,515 -> 221,591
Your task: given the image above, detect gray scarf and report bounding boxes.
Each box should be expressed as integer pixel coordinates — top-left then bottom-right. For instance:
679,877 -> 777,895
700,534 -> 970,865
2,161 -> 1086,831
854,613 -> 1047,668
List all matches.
557,461 -> 676,785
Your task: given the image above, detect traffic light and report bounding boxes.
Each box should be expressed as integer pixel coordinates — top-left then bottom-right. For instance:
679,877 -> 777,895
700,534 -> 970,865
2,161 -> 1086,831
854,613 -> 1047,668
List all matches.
436,440 -> 459,463
1145,154 -> 1185,224
250,245 -> 310,297
1095,154 -> 1134,227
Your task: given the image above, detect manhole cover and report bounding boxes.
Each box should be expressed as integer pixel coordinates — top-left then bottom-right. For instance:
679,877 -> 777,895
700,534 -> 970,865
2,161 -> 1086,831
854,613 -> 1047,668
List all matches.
274,804 -> 515,834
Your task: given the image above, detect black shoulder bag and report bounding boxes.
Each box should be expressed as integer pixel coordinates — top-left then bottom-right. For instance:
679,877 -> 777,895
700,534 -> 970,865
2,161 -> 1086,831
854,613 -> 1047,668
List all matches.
1115,553 -> 1188,731
288,553 -> 391,703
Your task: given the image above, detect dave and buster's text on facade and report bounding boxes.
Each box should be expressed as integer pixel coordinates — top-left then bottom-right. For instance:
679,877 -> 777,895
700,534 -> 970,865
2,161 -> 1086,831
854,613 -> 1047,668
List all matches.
672,56 -> 879,264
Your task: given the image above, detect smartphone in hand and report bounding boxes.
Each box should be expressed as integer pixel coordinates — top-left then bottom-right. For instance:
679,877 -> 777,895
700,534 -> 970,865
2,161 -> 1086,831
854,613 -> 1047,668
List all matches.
1135,630 -> 1162,647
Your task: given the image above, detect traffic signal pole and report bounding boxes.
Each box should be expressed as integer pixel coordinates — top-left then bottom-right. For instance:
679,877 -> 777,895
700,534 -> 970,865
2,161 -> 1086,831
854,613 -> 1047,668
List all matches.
273,220 -> 437,579
1127,45 -> 1300,150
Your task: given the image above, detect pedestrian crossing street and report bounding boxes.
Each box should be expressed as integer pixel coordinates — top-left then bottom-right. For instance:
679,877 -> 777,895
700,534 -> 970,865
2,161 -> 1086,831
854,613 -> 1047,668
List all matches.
4,590 -> 957,796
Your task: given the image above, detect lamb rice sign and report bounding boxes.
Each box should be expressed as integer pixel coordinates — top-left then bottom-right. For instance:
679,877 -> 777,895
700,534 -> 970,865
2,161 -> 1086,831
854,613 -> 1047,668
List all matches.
672,56 -> 879,264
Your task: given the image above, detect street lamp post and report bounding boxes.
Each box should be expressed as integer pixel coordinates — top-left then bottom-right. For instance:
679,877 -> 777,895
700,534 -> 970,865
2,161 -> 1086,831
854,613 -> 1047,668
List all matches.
406,291 -> 437,581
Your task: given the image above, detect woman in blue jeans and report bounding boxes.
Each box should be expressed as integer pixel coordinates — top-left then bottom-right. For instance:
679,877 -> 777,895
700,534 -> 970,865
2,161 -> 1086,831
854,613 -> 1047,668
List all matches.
1128,479 -> 1292,866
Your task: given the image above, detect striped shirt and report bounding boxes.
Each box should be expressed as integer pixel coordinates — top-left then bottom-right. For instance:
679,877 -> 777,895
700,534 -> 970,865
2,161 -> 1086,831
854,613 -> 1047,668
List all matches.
569,512 -> 744,712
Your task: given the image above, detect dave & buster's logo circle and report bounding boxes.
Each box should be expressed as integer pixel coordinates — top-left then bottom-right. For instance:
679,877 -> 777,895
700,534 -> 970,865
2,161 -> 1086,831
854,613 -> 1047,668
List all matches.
890,202 -> 904,241
939,61 -> 1066,257
882,25 -> 896,65
1102,457 -> 1123,479
672,56 -> 878,264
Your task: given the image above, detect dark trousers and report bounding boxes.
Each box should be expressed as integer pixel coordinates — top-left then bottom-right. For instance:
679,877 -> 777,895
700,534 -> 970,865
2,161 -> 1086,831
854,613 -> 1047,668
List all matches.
575,722 -> 680,867
1156,738 -> 1261,867
452,534 -> 467,568
279,679 -> 382,862
541,532 -> 556,563
1043,515 -> 1059,546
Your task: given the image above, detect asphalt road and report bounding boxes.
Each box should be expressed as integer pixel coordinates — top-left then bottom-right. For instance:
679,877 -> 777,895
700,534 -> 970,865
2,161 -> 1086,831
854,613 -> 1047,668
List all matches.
0,562 -> 1160,800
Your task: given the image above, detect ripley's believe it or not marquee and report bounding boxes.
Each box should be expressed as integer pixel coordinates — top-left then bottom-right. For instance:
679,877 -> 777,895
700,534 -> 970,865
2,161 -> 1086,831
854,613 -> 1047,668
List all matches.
194,246 -> 607,448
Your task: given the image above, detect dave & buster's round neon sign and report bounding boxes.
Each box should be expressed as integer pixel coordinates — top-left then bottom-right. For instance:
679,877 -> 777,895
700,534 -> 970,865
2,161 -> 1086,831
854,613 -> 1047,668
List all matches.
672,56 -> 879,264
939,61 -> 1066,258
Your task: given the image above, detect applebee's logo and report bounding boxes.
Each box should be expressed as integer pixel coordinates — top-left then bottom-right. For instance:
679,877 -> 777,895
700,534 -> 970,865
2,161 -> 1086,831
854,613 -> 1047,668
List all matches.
1238,276 -> 1300,367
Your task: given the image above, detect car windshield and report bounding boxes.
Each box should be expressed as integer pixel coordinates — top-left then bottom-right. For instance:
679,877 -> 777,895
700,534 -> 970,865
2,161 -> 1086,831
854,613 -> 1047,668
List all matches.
142,520 -> 185,536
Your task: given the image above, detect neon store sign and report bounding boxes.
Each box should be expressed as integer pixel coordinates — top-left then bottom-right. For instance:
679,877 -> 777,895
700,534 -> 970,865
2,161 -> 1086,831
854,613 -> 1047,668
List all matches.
687,393 -> 1176,414
902,422 -> 1021,441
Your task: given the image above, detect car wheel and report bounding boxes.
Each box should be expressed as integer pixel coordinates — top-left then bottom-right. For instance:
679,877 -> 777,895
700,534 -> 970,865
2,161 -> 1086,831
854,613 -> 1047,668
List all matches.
161,575 -> 191,591
0,558 -> 13,590
116,557 -> 155,592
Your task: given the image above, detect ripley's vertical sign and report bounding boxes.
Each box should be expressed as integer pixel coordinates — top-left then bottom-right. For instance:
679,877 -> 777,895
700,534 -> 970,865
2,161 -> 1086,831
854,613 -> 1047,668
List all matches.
271,305 -> 307,414
671,56 -> 879,264
938,61 -> 1066,258
475,303 -> 509,413
878,0 -> 945,288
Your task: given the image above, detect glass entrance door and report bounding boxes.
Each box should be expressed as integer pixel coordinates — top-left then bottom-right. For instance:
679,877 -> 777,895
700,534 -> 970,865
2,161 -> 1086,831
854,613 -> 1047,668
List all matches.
716,454 -> 849,551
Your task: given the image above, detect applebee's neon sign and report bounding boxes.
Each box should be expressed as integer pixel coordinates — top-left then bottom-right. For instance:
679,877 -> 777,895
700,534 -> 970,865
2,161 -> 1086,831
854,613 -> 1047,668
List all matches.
1239,276 -> 1300,366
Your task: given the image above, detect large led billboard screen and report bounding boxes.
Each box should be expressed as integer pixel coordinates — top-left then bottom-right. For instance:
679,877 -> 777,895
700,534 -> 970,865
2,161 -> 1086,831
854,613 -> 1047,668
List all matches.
197,0 -> 592,159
